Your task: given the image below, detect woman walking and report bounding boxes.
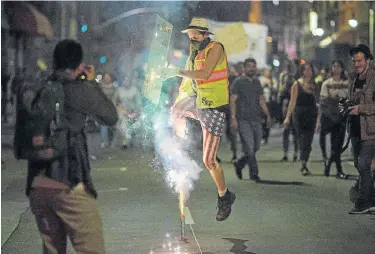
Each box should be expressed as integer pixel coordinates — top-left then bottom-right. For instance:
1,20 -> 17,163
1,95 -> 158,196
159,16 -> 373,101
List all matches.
284,63 -> 318,175
316,60 -> 349,179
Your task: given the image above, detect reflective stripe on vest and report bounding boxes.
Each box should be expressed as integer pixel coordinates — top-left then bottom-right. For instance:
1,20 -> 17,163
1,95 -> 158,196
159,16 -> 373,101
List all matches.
194,42 -> 229,85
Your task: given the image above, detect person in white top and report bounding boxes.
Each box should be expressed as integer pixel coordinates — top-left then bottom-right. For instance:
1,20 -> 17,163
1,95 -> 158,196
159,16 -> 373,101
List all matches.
259,68 -> 277,144
316,60 -> 349,179
114,72 -> 142,148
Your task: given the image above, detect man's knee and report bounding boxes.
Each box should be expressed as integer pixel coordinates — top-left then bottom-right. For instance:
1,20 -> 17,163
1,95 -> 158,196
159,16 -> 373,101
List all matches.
203,155 -> 219,171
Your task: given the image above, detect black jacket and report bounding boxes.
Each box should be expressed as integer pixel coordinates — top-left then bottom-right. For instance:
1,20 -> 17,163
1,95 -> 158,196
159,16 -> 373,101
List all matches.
26,70 -> 118,197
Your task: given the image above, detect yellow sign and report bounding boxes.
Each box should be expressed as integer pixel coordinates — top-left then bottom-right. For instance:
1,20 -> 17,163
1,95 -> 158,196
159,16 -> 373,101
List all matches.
214,22 -> 248,57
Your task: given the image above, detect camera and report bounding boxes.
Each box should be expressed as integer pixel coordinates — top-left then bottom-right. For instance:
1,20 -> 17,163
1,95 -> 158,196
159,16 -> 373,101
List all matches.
339,98 -> 354,117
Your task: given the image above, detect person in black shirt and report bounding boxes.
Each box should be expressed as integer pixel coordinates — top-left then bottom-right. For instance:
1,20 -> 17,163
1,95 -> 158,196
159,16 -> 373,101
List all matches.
284,63 -> 318,176
347,44 -> 375,214
25,40 -> 118,253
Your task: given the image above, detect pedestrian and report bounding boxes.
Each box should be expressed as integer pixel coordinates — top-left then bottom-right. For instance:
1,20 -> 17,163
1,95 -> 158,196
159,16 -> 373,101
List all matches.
284,62 -> 318,176
279,60 -> 299,162
99,72 -> 117,148
316,60 -> 349,179
346,44 -> 375,214
15,39 -> 118,253
114,71 -> 142,149
259,68 -> 277,144
231,58 -> 271,181
165,17 -> 236,221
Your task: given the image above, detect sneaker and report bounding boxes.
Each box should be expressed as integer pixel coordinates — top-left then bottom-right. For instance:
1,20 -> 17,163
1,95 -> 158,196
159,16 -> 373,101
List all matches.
216,190 -> 236,221
301,167 -> 311,176
233,161 -> 243,180
281,156 -> 288,162
349,206 -> 371,214
250,175 -> 261,182
336,173 -> 348,180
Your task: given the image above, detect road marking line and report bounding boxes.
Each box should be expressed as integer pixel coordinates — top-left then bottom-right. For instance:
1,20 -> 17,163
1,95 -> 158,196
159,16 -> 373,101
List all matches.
184,206 -> 195,225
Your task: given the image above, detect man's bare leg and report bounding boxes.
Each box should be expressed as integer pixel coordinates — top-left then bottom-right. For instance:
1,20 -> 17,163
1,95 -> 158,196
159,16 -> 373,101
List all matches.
201,127 -> 226,194
201,127 -> 235,221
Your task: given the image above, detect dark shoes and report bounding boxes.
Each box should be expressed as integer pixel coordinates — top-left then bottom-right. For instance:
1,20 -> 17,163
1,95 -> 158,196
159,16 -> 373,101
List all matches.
301,166 -> 311,176
336,172 -> 348,180
281,155 -> 297,162
349,206 -> 373,214
230,155 -> 237,163
216,190 -> 236,221
250,175 -> 261,182
233,161 -> 243,180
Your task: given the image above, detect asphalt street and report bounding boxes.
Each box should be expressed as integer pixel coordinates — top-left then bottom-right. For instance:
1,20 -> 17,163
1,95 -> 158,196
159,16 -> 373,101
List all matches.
1,126 -> 375,254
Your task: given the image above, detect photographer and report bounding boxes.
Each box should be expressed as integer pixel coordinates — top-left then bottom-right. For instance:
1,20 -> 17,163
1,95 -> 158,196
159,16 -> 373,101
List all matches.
24,40 -> 118,252
347,44 -> 375,214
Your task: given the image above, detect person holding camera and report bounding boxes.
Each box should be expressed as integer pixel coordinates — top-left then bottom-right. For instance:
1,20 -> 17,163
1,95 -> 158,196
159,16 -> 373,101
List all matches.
347,44 -> 375,214
316,60 -> 349,179
22,40 -> 118,252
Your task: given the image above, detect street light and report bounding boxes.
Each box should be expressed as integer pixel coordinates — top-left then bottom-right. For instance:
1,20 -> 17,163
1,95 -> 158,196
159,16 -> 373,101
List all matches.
312,28 -> 324,37
348,19 -> 358,28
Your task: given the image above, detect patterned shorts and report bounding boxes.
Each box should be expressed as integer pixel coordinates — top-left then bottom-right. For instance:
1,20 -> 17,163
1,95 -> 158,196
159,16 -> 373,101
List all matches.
197,108 -> 226,137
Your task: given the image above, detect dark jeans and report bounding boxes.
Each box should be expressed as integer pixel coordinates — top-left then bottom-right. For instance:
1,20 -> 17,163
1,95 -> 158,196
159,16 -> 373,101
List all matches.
351,137 -> 375,208
320,122 -> 346,173
237,120 -> 262,177
283,119 -> 298,156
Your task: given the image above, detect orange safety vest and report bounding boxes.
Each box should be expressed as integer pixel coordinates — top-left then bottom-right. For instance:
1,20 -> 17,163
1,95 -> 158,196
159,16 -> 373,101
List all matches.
192,41 -> 229,109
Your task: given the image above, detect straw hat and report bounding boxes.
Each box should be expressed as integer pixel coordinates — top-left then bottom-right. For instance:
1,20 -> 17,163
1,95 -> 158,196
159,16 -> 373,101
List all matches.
181,17 -> 214,35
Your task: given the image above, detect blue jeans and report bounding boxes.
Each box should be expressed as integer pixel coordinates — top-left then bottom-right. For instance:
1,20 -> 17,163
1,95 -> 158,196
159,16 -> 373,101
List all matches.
237,120 -> 262,177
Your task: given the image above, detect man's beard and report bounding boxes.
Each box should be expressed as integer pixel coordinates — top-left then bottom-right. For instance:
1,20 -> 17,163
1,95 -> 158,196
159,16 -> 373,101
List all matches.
190,40 -> 201,52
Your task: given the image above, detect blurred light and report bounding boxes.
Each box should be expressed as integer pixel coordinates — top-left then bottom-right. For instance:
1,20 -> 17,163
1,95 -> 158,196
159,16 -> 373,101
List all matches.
348,19 -> 358,28
319,36 -> 333,48
273,0 -> 279,6
330,20 -> 335,27
267,36 -> 273,43
273,59 -> 280,67
100,56 -> 107,64
155,32 -> 158,37
309,11 -> 318,31
173,50 -> 183,58
300,59 -> 306,65
80,24 -> 88,33
95,74 -> 103,82
312,28 -> 324,37
308,0 -> 314,2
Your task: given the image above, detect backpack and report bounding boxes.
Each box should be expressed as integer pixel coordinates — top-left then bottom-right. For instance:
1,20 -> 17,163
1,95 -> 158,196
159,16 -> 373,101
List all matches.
13,78 -> 69,162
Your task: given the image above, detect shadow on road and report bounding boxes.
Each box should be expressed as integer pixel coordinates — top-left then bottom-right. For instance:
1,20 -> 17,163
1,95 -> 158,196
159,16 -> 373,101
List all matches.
255,179 -> 307,186
308,173 -> 358,180
222,238 -> 256,254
